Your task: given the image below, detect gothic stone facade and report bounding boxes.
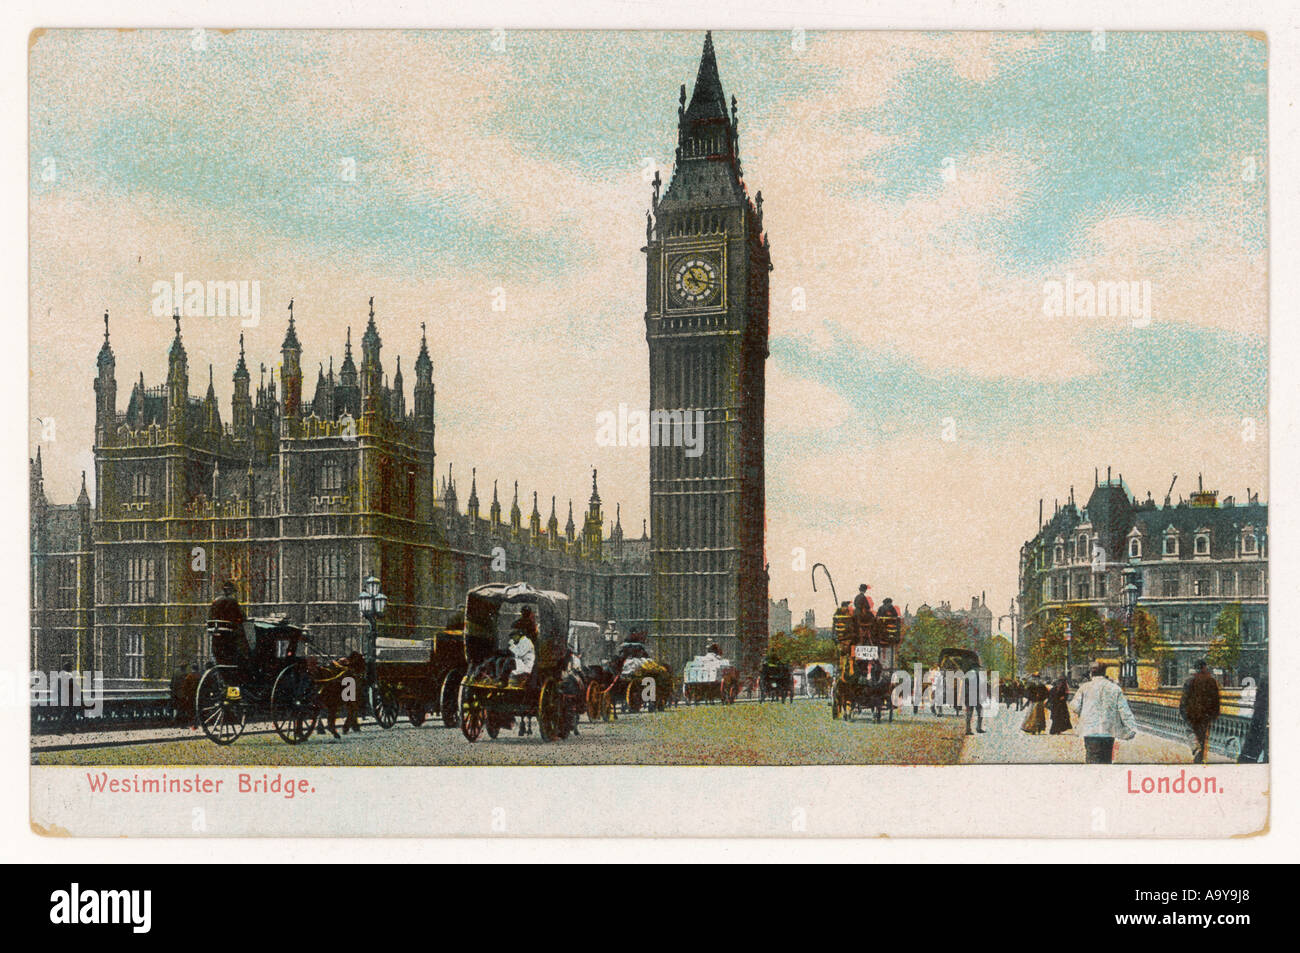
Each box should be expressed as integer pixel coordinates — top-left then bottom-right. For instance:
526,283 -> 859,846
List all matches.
30,307 -> 648,683
1018,475 -> 1268,685
645,33 -> 770,674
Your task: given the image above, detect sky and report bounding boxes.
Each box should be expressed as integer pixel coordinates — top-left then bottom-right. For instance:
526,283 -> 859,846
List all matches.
28,29 -> 1268,628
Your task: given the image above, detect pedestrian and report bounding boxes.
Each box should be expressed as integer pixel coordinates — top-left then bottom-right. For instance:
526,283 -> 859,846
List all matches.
1047,676 -> 1072,735
1180,659 -> 1221,764
1069,662 -> 1137,763
1020,674 -> 1047,734
962,668 -> 986,736
1238,677 -> 1268,764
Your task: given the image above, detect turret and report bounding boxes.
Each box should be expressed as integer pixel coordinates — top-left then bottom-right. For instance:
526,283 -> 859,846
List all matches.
547,496 -> 559,547
204,365 -> 221,435
280,300 -> 302,419
77,470 -> 92,541
232,332 -> 252,441
392,356 -> 406,418
30,447 -> 45,507
529,491 -> 542,542
335,326 -> 357,415
166,311 -> 188,435
583,468 -> 603,558
490,479 -> 502,530
611,502 -> 624,557
413,322 -> 434,428
94,311 -> 117,445
443,463 -> 458,517
467,468 -> 480,525
510,481 -> 522,536
360,297 -> 382,415
312,360 -> 335,419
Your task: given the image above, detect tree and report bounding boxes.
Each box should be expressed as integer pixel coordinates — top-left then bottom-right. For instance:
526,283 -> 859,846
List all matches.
1130,608 -> 1169,658
983,634 -> 1015,677
1207,604 -> 1243,673
769,624 -> 835,667
899,608 -> 968,669
1032,605 -> 1109,672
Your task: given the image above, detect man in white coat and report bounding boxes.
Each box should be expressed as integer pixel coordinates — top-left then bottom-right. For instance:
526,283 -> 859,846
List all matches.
1069,662 -> 1138,763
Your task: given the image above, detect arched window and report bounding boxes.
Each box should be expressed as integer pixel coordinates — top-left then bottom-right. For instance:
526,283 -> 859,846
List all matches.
1129,537 -> 1141,558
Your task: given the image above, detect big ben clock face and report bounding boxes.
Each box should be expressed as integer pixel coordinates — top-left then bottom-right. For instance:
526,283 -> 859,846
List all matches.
669,254 -> 722,308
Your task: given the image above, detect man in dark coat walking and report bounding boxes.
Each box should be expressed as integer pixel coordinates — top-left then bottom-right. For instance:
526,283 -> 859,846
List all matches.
1180,659 -> 1221,764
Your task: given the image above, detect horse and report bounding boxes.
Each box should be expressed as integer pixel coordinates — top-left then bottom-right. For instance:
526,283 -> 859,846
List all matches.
310,652 -> 366,738
860,660 -> 894,723
171,666 -> 201,727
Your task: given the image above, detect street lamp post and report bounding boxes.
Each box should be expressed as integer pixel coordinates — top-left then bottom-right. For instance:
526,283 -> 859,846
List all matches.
357,574 -> 387,704
998,598 -> 1019,677
1064,617 -> 1073,682
1122,565 -> 1140,689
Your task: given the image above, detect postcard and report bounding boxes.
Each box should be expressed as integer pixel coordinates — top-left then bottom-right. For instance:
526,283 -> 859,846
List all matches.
27,28 -> 1268,837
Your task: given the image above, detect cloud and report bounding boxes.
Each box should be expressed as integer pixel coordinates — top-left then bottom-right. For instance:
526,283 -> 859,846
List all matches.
28,30 -> 1268,625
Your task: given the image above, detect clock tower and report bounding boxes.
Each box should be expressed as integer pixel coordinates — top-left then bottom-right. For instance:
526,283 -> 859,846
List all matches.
644,32 -> 770,674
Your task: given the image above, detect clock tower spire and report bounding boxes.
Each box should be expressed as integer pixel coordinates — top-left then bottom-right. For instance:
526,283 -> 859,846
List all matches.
645,32 -> 770,675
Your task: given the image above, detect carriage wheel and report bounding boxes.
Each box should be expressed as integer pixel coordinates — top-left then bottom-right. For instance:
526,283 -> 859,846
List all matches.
585,682 -> 602,721
371,683 -> 400,729
537,678 -> 561,742
440,669 -> 464,729
407,701 -> 427,727
624,680 -> 640,714
459,684 -> 484,742
196,668 -> 247,745
270,665 -> 318,745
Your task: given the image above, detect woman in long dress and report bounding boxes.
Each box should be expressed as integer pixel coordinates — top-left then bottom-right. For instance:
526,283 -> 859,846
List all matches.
1020,676 -> 1047,734
1047,677 -> 1072,734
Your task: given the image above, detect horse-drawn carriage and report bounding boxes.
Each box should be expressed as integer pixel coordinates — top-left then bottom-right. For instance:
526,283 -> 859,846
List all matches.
196,617 -> 322,745
581,631 -> 673,720
759,658 -> 794,703
681,648 -> 740,705
830,603 -> 902,722
372,623 -> 471,729
805,663 -> 834,699
457,583 -> 583,742
919,647 -> 984,716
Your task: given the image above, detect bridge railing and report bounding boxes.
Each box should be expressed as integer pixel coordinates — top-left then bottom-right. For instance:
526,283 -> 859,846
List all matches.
1126,700 -> 1255,761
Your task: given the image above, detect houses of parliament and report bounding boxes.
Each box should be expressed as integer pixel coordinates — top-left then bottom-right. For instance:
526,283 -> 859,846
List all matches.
29,32 -> 769,683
